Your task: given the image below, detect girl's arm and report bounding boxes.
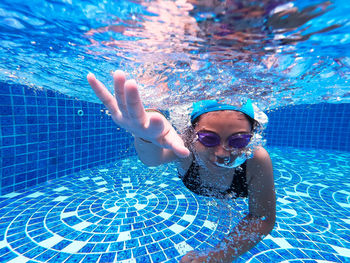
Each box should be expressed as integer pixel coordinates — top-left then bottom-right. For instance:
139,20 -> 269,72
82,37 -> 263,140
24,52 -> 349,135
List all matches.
213,147 -> 276,262
181,147 -> 275,263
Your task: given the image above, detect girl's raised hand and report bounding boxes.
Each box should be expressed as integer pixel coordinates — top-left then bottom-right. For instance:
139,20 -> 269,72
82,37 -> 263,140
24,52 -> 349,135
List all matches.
87,70 -> 190,158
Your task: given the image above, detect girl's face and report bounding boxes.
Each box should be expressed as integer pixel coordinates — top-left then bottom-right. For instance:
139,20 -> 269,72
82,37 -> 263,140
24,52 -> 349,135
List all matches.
193,110 -> 252,173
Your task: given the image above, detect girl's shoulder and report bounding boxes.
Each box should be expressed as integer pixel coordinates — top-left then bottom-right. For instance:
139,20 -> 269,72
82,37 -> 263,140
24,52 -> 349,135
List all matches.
176,152 -> 194,178
246,146 -> 273,182
250,146 -> 271,162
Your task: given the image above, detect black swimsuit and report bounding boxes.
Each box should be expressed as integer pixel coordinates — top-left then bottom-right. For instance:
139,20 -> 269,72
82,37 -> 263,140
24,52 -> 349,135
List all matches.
179,160 -> 249,199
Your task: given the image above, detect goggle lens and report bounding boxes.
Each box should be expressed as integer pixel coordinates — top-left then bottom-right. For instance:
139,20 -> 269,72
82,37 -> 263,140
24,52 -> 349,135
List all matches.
197,132 -> 252,149
228,134 -> 252,149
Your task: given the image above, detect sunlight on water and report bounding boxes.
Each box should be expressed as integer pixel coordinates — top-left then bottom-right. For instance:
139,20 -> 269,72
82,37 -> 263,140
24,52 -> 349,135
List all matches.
0,0 -> 349,110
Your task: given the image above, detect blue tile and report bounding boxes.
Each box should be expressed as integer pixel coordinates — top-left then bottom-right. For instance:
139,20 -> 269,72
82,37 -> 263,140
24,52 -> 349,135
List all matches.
109,242 -> 124,251
34,250 -> 58,261
79,244 -> 95,253
136,255 -> 152,263
159,239 -> 173,250
139,235 -> 154,246
104,234 -> 119,242
146,243 -> 161,253
132,246 -> 148,257
152,231 -> 166,241
92,243 -> 109,252
318,251 -> 342,262
187,238 -> 201,248
131,229 -> 144,238
64,254 -> 85,263
0,252 -> 18,262
52,240 -> 72,250
80,254 -> 101,262
125,239 -> 139,249
303,249 -> 324,260
99,253 -> 116,263
151,251 -> 167,262
117,249 -> 132,261
47,252 -> 71,262
164,247 -> 180,259
170,234 -> 185,244
0,246 -> 11,255
289,249 -> 308,258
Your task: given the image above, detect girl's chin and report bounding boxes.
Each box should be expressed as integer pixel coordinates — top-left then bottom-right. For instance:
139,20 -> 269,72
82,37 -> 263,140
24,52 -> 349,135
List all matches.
207,161 -> 230,171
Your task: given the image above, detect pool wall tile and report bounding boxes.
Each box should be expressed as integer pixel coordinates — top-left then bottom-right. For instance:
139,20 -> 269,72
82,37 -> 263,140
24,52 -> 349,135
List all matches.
265,103 -> 350,151
1,82 -> 349,195
0,82 -> 135,195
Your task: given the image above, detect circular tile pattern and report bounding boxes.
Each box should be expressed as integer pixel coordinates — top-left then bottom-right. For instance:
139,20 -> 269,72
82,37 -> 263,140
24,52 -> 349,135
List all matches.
0,157 -> 244,262
0,147 -> 349,263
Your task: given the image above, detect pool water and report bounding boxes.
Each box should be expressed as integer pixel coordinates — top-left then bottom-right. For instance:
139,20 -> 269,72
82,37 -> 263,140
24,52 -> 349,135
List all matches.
0,146 -> 349,262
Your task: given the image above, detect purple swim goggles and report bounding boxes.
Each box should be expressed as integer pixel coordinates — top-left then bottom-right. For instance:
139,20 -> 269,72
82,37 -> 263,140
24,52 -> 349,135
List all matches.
196,131 -> 252,150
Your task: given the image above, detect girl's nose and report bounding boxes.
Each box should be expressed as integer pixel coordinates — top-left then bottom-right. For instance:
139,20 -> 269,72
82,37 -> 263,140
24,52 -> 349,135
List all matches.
214,144 -> 231,158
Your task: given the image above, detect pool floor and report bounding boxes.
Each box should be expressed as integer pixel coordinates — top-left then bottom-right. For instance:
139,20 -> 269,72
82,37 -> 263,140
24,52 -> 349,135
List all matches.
0,147 -> 349,262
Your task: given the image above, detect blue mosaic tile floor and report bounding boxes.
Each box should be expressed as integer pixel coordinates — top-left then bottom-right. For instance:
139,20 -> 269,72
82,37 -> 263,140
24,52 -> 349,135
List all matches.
0,147 -> 349,263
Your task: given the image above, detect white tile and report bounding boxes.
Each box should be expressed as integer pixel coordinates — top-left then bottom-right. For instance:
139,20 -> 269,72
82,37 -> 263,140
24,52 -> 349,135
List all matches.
27,192 -> 44,198
53,196 -> 69,202
39,234 -> 64,248
122,183 -> 133,187
336,202 -> 350,208
330,245 -> 350,257
285,190 -> 309,198
134,204 -> 146,210
7,255 -> 29,263
174,241 -> 193,254
0,240 -> 6,249
175,194 -> 186,199
277,197 -> 292,205
96,181 -> 107,186
145,181 -> 155,185
96,187 -> 108,193
106,206 -> 119,213
159,212 -> 172,219
54,187 -> 69,192
340,218 -> 350,224
72,221 -> 93,231
117,231 -> 131,242
99,169 -> 109,172
61,211 -> 76,219
79,177 -> 89,181
281,208 -> 297,216
268,236 -> 293,249
315,183 -> 328,188
182,214 -> 195,223
92,176 -> 103,181
147,194 -> 157,199
203,220 -> 217,230
2,192 -> 20,198
126,193 -> 136,198
159,183 -> 168,188
169,224 -> 185,234
62,240 -> 87,253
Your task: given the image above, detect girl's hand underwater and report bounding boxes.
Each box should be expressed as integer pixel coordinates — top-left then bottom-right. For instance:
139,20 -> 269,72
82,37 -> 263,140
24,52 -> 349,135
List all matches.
87,70 -> 190,158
